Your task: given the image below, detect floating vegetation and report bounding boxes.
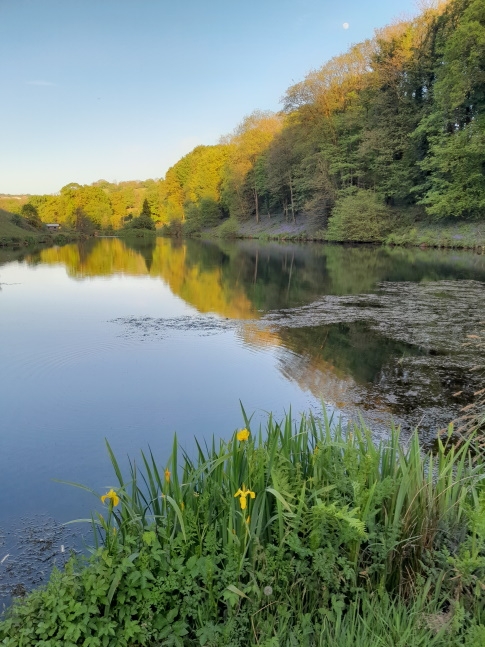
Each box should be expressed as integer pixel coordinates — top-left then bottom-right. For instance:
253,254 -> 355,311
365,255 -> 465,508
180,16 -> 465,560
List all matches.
0,516 -> 78,608
110,314 -> 236,340
112,281 -> 485,357
262,281 -> 485,354
443,328 -> 485,452
111,281 -> 485,439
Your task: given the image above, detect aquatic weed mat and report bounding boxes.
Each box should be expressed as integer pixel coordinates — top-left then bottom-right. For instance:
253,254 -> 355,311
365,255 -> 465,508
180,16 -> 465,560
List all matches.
262,280 -> 484,347
263,280 -> 485,437
110,281 -> 485,438
0,515 -> 78,610
110,314 -> 237,340
111,281 -> 485,350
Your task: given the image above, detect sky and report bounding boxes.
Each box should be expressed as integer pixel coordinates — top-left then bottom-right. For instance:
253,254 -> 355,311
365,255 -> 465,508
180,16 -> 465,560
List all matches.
0,0 -> 421,195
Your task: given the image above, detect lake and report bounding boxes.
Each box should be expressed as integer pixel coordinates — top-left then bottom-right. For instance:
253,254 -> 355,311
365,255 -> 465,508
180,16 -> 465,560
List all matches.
1,236 -> 485,602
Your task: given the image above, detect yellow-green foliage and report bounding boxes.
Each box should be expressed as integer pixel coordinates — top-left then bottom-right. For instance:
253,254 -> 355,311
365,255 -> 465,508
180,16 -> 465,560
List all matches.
326,189 -> 391,242
161,145 -> 229,225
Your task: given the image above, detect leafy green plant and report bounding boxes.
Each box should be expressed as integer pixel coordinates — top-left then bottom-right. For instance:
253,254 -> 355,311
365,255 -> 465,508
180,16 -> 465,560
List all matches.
1,408 -> 484,646
213,217 -> 240,238
326,188 -> 391,242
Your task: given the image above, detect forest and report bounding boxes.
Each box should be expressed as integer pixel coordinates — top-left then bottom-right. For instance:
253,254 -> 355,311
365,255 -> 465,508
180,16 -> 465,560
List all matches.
1,0 -> 484,242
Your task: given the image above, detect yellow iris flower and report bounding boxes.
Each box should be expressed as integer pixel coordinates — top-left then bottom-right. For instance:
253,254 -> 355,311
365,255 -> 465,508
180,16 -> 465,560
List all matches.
164,468 -> 171,483
234,485 -> 255,510
101,489 -> 120,507
236,428 -> 250,442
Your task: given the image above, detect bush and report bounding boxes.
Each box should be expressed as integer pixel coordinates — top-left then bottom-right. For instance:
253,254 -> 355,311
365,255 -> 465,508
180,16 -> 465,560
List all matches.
128,214 -> 155,231
326,188 -> 391,242
214,217 -> 240,238
159,220 -> 183,237
10,214 -> 25,228
198,198 -> 222,227
20,204 -> 43,229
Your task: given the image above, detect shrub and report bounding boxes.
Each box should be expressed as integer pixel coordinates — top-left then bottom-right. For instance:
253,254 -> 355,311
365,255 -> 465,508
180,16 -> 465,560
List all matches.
20,203 -> 43,229
128,214 -> 155,231
10,214 -> 25,228
214,217 -> 239,238
183,199 -> 223,236
326,188 -> 391,242
159,220 -> 183,237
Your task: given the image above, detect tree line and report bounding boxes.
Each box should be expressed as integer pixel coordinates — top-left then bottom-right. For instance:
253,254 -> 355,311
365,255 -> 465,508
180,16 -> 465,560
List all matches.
2,0 -> 484,240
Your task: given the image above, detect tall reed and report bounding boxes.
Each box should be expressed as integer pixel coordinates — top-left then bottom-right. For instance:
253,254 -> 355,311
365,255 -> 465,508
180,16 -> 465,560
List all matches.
93,408 -> 483,598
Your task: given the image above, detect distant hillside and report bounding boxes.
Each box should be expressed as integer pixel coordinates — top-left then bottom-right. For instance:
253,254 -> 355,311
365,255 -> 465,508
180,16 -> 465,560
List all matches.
0,195 -> 29,215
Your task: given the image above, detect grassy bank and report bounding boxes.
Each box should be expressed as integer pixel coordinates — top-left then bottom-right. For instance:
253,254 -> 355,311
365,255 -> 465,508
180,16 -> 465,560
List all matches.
168,212 -> 485,252
1,409 -> 484,646
0,209 -> 79,248
385,222 -> 485,250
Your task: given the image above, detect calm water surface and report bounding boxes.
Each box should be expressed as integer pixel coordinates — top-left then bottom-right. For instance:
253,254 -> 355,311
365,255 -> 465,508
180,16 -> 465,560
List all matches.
1,237 -> 485,600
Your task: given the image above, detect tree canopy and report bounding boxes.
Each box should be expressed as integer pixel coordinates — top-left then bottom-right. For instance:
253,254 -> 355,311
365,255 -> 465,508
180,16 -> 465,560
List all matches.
4,0 -> 483,237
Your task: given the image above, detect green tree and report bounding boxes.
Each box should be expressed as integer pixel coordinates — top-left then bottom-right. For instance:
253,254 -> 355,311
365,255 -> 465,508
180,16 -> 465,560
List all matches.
73,207 -> 95,234
417,0 -> 485,219
221,111 -> 282,222
140,198 -> 152,218
20,203 -> 42,228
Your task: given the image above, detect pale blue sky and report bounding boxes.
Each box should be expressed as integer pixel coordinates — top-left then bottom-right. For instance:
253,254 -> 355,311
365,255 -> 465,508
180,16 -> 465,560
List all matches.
0,0 -> 420,194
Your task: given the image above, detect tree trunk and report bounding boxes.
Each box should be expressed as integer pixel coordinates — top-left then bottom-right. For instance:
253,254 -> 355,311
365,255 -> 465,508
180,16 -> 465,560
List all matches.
253,188 -> 259,223
253,249 -> 259,284
288,175 -> 296,223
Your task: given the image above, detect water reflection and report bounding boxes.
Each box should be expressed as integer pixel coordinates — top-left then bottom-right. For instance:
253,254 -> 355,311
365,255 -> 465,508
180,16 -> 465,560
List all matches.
22,237 -> 485,435
30,237 -> 485,301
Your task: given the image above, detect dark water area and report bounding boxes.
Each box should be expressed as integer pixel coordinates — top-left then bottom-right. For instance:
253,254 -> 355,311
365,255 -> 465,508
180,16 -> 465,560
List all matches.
1,237 -> 484,605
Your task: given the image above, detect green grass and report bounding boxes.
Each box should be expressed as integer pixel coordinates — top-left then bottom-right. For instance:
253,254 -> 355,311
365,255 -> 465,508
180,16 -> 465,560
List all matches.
0,209 -> 79,248
1,408 -> 484,646
385,221 -> 485,250
0,208 -> 43,245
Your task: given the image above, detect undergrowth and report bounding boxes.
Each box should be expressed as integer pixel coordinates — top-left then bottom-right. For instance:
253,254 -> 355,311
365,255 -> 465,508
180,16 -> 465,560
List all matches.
1,409 -> 484,646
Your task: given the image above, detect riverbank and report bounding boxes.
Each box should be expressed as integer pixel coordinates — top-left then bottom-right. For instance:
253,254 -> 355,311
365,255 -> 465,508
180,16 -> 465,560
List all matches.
196,213 -> 485,251
1,409 -> 484,646
0,209 -> 80,248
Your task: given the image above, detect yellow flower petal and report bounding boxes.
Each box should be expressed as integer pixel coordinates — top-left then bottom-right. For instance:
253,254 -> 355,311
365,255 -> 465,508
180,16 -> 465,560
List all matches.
164,468 -> 171,483
101,489 -> 119,507
236,428 -> 250,442
234,485 -> 256,510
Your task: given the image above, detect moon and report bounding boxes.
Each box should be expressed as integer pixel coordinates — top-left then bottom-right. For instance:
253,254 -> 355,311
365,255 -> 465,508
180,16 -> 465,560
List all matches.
343,22 -> 349,29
